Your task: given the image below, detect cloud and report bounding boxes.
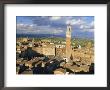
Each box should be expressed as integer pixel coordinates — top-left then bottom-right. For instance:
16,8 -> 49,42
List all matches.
17,23 -> 64,34
53,29 -> 63,34
50,16 -> 61,20
66,19 -> 85,25
79,21 -> 94,32
80,24 -> 92,29
81,29 -> 94,32
89,21 -> 94,27
17,16 -> 94,36
17,23 -> 37,30
65,18 -> 94,32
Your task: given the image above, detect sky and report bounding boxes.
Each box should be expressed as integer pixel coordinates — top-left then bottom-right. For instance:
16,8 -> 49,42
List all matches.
16,16 -> 94,39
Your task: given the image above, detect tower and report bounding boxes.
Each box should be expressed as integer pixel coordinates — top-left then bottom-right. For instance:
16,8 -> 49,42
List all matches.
66,24 -> 72,62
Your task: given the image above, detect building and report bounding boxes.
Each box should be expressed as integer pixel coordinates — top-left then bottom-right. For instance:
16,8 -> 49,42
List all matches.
66,24 -> 73,61
54,68 -> 65,74
32,44 -> 55,56
56,48 -> 66,58
43,45 -> 55,56
22,38 -> 28,42
16,46 -> 21,53
56,45 -> 65,48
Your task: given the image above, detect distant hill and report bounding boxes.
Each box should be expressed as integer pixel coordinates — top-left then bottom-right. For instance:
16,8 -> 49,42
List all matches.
16,34 -> 65,38
16,33 -> 94,40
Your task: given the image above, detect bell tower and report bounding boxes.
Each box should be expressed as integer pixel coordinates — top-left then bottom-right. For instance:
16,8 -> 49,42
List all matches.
66,24 -> 72,61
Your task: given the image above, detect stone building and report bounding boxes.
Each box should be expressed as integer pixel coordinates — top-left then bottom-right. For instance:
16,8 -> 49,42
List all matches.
22,38 -> 28,42
54,68 -> 65,74
42,45 -> 55,56
32,44 -> 55,56
56,48 -> 66,58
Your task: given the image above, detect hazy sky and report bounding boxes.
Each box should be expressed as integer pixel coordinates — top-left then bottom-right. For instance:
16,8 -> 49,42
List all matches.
16,16 -> 94,38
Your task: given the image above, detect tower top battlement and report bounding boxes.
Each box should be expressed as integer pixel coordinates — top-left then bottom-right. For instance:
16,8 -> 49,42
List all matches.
66,24 -> 72,37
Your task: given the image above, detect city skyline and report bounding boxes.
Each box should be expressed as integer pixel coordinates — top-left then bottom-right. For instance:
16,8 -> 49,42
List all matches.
16,18 -> 94,74
16,16 -> 94,39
